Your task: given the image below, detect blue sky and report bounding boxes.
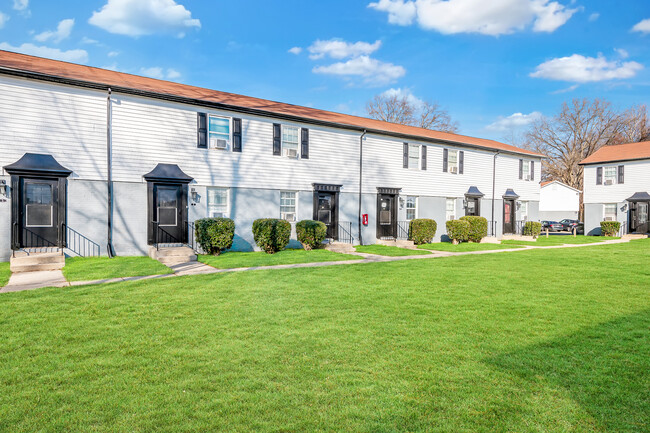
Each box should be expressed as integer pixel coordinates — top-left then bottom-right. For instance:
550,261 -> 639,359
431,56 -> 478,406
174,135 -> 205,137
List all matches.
0,0 -> 648,141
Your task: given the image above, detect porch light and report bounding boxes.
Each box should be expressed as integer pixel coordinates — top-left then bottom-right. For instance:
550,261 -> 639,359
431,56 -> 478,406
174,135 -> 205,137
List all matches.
516,201 -> 521,210
621,204 -> 628,212
462,199 -> 468,208
190,187 -> 199,204
0,180 -> 7,198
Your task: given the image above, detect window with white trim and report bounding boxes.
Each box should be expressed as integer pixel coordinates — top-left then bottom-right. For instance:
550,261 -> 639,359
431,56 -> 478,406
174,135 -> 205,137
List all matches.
207,187 -> 229,218
408,144 -> 420,169
446,198 -> 456,221
520,201 -> 528,221
604,166 -> 617,185
448,150 -> 458,173
604,203 -> 617,221
522,161 -> 531,180
282,126 -> 299,158
280,191 -> 297,222
406,196 -> 417,220
208,115 -> 231,150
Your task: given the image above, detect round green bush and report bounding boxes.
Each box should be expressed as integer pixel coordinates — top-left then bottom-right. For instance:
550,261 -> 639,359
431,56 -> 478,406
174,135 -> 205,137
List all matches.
296,219 -> 327,250
252,218 -> 292,254
446,219 -> 470,244
459,216 -> 488,242
194,218 -> 235,255
600,221 -> 620,237
523,221 -> 542,238
409,218 -> 437,245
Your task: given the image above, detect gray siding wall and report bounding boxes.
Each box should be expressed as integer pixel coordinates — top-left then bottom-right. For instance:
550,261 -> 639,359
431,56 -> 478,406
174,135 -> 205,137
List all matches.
584,201 -> 628,236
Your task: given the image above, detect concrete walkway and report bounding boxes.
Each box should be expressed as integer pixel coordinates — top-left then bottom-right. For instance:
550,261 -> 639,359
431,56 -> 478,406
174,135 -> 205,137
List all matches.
0,238 -> 631,293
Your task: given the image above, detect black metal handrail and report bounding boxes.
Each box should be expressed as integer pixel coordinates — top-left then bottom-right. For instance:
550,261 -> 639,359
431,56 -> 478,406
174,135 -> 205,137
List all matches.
515,220 -> 525,235
153,220 -> 183,251
65,225 -> 100,257
486,220 -> 497,237
397,220 -> 410,240
337,221 -> 354,244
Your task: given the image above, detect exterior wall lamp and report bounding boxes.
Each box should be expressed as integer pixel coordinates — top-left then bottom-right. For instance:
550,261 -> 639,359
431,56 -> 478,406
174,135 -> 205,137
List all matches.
0,180 -> 8,199
190,187 -> 199,206
621,204 -> 628,212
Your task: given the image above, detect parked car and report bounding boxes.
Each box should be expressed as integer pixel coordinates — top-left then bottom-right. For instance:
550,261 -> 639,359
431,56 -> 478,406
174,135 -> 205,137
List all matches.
541,221 -> 564,232
560,219 -> 582,232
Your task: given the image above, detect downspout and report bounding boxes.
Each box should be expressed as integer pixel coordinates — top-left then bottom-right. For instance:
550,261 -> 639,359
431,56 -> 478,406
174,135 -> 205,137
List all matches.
358,130 -> 367,245
107,87 -> 116,257
491,150 -> 500,237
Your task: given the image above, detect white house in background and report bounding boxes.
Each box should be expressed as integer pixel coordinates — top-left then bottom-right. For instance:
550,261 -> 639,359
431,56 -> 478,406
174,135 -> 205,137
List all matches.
539,180 -> 580,221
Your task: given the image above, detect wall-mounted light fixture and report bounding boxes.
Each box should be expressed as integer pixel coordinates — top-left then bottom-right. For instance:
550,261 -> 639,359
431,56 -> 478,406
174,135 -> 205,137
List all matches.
0,180 -> 8,198
190,187 -> 199,206
462,199 -> 468,208
516,201 -> 521,210
398,196 -> 405,209
621,204 -> 628,212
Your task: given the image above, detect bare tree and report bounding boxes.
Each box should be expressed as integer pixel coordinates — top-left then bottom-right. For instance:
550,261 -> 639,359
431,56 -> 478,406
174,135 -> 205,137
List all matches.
616,104 -> 650,144
366,94 -> 459,133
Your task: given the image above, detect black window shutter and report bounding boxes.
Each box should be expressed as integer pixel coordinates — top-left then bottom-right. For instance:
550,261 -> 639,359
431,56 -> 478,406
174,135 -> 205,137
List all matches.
403,143 -> 409,168
301,128 -> 309,159
197,113 -> 207,148
530,161 -> 534,180
443,148 -> 448,172
273,123 -> 281,156
459,151 -> 464,174
618,165 -> 624,184
232,118 -> 242,152
519,159 -> 523,179
596,167 -> 602,185
421,145 -> 427,170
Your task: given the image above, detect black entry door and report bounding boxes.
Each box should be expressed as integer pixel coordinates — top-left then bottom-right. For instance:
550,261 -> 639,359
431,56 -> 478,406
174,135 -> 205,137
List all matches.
21,178 -> 59,247
633,202 -> 649,233
377,194 -> 397,239
152,184 -> 185,244
503,199 -> 515,234
315,192 -> 338,239
465,198 -> 479,216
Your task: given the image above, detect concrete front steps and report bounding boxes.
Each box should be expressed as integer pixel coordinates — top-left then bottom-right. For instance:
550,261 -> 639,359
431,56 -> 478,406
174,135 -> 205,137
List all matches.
377,238 -> 417,249
324,242 -> 356,253
622,233 -> 648,241
10,251 -> 65,273
149,246 -> 197,266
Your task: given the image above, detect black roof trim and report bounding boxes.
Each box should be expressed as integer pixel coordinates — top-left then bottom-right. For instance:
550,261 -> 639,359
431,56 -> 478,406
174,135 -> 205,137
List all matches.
3,153 -> 72,177
502,188 -> 520,199
313,183 -> 342,192
377,187 -> 402,195
143,163 -> 193,184
464,186 -> 484,198
626,191 -> 650,202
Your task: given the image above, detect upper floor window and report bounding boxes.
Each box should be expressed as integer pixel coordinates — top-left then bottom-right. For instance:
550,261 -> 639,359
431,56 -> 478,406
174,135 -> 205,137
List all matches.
443,149 -> 463,174
596,165 -> 624,185
282,126 -> 300,158
207,187 -> 229,218
604,166 -> 617,184
273,124 -> 308,159
280,191 -> 297,222
406,196 -> 417,220
604,203 -> 617,221
522,161 -> 530,179
403,143 -> 427,170
519,159 -> 535,181
448,150 -> 458,173
208,115 -> 231,150
446,198 -> 456,221
408,145 -> 420,169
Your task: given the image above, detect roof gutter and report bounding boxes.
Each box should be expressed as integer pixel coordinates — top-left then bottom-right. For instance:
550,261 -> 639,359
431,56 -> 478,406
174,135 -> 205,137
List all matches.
0,66 -> 544,159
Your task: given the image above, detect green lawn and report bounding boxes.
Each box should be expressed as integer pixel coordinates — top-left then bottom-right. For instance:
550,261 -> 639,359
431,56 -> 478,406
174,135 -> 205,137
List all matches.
1,240 -> 649,432
0,262 -> 10,287
62,256 -> 173,282
502,235 -> 620,246
418,242 -> 525,252
198,248 -> 361,269
354,244 -> 432,256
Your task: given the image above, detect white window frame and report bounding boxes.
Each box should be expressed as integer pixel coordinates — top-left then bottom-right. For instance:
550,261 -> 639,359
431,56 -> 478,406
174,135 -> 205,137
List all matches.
446,198 -> 456,221
408,144 -> 420,170
207,115 -> 232,150
522,161 -> 531,181
603,203 -> 617,221
406,196 -> 417,220
281,125 -> 300,158
280,190 -> 298,222
519,201 -> 528,221
207,187 -> 230,218
603,166 -> 617,185
448,150 -> 459,174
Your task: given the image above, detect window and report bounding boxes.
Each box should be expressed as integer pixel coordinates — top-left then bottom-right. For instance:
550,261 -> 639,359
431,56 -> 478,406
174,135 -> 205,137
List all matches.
282,126 -> 299,158
207,187 -> 229,218
448,150 -> 458,173
25,183 -> 53,227
446,198 -> 456,221
522,161 -> 531,180
280,191 -> 297,221
408,144 -> 420,169
604,166 -> 617,185
519,201 -> 528,221
406,196 -> 417,220
208,115 -> 231,149
604,203 -> 617,221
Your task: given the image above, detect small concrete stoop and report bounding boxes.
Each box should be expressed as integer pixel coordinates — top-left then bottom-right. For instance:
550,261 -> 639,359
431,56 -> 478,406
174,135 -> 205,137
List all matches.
377,239 -> 417,249
480,236 -> 500,244
501,234 -> 536,242
325,242 -> 356,253
622,234 -> 648,241
10,252 -> 65,273
149,246 -> 197,266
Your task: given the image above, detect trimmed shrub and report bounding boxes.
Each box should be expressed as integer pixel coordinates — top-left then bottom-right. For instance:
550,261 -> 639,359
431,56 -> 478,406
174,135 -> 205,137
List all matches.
296,219 -> 327,250
252,218 -> 291,254
523,221 -> 542,238
194,218 -> 235,255
409,218 -> 437,245
600,221 -> 620,237
459,216 -> 488,242
446,219 -> 470,244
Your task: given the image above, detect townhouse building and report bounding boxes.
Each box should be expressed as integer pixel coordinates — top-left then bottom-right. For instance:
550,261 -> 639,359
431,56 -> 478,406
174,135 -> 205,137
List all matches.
539,180 -> 580,221
580,141 -> 650,235
0,50 -> 543,260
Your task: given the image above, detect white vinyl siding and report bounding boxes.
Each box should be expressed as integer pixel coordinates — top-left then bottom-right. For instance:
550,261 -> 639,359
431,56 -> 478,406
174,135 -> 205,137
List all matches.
406,196 -> 417,220
282,126 -> 299,158
583,160 -> 650,204
446,198 -> 456,221
280,191 -> 297,221
603,203 -> 617,221
207,187 -> 229,218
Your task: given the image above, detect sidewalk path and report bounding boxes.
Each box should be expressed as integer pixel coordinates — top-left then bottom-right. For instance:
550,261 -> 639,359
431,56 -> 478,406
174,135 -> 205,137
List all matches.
0,238 -> 630,293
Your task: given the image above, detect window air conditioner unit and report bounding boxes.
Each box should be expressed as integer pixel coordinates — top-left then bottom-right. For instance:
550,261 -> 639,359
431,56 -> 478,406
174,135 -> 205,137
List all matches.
210,138 -> 228,149
210,211 -> 226,218
604,217 -> 614,221
284,148 -> 298,158
604,179 -> 613,185
449,215 -> 455,220
282,212 -> 296,222
525,175 -> 531,181
450,166 -> 458,174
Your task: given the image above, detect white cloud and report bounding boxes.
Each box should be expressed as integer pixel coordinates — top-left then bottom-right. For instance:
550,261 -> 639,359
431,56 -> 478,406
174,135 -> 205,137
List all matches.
313,55 -> 406,86
13,0 -> 28,11
531,54 -> 644,82
288,46 -> 302,55
550,84 -> 578,94
81,36 -> 99,44
381,87 -> 424,106
615,48 -> 629,59
369,0 -> 577,35
89,0 -> 201,37
34,18 -> 74,43
107,50 -> 119,57
140,66 -> 181,80
308,39 -> 382,60
487,112 -> 542,131
632,18 -> 650,34
0,42 -> 88,63
588,12 -> 599,22
0,12 -> 8,29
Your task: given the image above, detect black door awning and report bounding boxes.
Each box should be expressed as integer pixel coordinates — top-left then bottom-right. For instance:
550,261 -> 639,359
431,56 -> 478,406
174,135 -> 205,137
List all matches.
502,188 -> 520,199
3,153 -> 72,177
143,164 -> 193,184
626,191 -> 650,202
465,186 -> 484,198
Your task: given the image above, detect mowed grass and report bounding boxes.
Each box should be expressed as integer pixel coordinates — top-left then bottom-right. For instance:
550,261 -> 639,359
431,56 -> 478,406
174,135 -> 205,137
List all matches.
418,242 -> 525,252
1,240 -> 649,432
62,256 -> 173,282
354,244 -> 431,256
502,235 -> 620,246
198,248 -> 361,269
0,262 -> 10,287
